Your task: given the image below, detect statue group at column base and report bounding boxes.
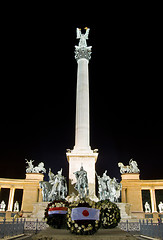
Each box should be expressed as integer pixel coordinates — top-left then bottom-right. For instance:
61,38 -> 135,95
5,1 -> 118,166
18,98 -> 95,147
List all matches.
39,168 -> 67,202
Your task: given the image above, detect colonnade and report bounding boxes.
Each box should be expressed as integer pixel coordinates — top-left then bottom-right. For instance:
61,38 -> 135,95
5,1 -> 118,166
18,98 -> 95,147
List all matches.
0,186 -> 23,212
121,174 -> 163,219
0,173 -> 44,216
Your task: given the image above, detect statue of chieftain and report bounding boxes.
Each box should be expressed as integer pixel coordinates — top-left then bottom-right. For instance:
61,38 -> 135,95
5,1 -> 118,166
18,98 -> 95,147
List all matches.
73,165 -> 89,198
96,170 -> 122,202
39,168 -> 68,202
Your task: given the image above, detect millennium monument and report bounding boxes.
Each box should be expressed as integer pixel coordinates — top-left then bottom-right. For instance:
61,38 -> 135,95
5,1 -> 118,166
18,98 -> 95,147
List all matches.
66,28 -> 98,199
0,28 -> 163,226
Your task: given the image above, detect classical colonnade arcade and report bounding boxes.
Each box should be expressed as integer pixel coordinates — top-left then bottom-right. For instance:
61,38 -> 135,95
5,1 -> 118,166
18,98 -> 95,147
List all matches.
121,173 -> 163,220
0,173 -> 43,218
0,171 -> 163,220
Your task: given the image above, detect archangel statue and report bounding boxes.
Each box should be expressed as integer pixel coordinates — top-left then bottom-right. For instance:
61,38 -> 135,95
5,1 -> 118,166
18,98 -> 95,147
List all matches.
96,170 -> 122,202
76,27 -> 90,48
118,158 -> 140,174
25,159 -> 46,174
73,165 -> 89,198
75,27 -> 92,61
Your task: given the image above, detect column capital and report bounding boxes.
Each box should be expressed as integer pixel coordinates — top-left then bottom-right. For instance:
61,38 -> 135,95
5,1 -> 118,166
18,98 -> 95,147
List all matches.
75,46 -> 92,61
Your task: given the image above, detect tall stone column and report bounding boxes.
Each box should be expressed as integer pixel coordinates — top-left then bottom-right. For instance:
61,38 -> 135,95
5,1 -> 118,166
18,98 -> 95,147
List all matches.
150,188 -> 157,212
7,187 -> 15,211
66,28 -> 98,200
73,49 -> 91,153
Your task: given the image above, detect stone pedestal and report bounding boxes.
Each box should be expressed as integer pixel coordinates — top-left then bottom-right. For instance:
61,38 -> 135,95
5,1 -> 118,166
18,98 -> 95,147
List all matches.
116,203 -> 131,219
30,202 -> 49,220
66,151 -> 98,199
121,174 -> 140,180
22,173 -> 44,214
5,211 -> 12,219
25,173 -> 44,181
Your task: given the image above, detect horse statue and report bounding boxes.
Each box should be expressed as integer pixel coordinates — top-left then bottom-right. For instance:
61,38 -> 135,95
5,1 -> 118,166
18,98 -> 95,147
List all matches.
118,159 -> 140,174
33,162 -> 46,173
118,162 -> 131,174
73,166 -> 89,198
25,159 -> 46,174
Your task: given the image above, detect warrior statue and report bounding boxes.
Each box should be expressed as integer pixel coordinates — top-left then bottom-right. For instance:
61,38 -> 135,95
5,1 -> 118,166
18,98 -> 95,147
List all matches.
48,168 -> 67,201
40,168 -> 67,202
96,170 -> 122,202
73,165 -> 89,198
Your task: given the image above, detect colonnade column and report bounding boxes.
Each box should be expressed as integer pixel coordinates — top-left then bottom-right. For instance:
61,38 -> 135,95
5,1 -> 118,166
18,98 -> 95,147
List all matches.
150,188 -> 157,212
7,187 -> 15,211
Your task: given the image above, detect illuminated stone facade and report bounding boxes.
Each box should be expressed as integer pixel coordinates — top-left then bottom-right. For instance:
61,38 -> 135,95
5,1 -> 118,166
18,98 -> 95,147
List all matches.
0,173 -> 43,218
121,173 -> 163,220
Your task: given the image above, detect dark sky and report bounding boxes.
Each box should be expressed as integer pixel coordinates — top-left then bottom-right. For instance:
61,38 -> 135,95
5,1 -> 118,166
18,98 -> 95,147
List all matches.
0,16 -> 162,183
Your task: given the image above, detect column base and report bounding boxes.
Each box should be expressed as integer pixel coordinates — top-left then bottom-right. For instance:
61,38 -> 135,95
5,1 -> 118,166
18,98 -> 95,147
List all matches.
66,150 -> 98,198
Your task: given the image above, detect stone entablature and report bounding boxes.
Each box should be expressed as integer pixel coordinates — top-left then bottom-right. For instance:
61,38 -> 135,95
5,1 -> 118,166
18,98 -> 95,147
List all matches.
0,173 -> 44,217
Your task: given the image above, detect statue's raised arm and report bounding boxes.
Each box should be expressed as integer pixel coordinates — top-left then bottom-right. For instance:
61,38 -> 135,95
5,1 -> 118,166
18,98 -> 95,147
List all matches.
84,27 -> 90,39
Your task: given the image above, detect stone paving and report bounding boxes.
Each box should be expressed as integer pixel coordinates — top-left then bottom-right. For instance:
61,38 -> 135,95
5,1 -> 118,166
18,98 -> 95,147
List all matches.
31,226 -> 137,240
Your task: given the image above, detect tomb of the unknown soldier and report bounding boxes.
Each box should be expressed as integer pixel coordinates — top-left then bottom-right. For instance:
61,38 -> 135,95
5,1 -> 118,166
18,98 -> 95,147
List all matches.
0,27 -> 163,239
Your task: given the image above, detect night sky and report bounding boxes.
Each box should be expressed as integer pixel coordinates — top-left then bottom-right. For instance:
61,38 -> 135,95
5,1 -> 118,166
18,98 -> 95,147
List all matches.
0,17 -> 162,183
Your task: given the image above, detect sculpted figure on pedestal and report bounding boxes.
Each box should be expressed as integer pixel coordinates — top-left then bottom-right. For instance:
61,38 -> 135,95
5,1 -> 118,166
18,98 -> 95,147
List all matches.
145,202 -> 151,213
96,170 -> 121,202
76,27 -> 90,48
0,200 -> 6,211
40,168 -> 67,202
158,201 -> 163,213
25,159 -> 34,173
73,166 -> 89,198
75,28 -> 92,61
48,168 -> 67,201
14,201 -> 19,212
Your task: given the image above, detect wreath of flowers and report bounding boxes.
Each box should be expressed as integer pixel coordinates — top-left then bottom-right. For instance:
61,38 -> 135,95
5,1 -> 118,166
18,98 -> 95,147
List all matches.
96,199 -> 121,229
44,200 -> 68,229
66,197 -> 100,235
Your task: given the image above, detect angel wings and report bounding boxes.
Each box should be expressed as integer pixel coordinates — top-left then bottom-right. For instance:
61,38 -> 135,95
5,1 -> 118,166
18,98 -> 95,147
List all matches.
76,27 -> 90,47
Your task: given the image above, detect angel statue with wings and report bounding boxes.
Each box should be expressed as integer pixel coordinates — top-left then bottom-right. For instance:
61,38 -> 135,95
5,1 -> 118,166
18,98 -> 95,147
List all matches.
76,27 -> 90,48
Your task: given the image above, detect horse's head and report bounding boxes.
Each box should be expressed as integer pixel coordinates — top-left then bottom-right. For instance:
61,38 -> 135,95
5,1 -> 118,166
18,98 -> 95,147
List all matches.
118,162 -> 123,167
